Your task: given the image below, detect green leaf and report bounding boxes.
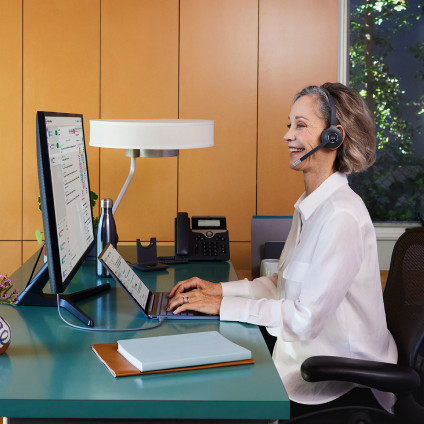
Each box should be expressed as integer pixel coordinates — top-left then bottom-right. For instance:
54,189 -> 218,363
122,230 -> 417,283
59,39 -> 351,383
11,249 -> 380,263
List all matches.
90,190 -> 98,208
35,229 -> 43,244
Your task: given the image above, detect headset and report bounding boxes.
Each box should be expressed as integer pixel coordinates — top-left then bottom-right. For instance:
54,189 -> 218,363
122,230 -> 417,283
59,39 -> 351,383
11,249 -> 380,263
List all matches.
292,90 -> 343,167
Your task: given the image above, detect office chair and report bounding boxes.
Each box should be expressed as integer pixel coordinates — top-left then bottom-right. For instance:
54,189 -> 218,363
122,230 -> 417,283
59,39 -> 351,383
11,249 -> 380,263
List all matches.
288,227 -> 424,424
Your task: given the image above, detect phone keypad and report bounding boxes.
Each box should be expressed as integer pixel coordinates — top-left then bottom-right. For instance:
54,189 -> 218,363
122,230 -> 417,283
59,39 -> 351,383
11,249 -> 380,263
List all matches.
190,231 -> 230,261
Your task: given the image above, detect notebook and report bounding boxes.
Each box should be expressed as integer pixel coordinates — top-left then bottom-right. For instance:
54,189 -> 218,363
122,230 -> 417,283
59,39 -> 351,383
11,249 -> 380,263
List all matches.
98,242 -> 219,320
91,341 -> 254,377
117,331 -> 252,372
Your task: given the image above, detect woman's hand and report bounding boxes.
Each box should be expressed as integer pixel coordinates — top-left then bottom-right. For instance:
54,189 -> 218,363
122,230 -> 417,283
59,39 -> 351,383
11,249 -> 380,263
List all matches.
168,276 -> 222,298
166,277 -> 223,315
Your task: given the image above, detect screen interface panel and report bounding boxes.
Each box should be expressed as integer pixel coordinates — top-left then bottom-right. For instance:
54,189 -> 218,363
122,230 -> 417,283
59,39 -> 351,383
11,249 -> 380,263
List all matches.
197,219 -> 221,228
45,115 -> 94,282
99,243 -> 150,310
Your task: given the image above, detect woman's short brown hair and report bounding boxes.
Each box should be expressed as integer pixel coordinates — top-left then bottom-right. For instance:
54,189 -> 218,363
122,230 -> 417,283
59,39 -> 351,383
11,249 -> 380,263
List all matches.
294,82 -> 376,174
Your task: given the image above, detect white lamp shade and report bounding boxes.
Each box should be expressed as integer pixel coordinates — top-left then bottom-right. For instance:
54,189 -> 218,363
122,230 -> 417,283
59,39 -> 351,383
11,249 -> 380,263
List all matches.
89,119 -> 214,150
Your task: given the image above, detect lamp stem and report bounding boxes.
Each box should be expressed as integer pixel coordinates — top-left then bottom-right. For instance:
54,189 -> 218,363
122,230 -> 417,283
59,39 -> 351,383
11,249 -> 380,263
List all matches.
112,156 -> 137,215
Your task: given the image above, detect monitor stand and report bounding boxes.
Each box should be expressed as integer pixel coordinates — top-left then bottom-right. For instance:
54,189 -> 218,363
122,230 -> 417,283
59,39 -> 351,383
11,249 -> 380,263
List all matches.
16,262 -> 111,327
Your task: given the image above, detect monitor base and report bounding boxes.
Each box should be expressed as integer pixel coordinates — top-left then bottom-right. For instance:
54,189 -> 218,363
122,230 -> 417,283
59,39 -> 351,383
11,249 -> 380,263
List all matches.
16,262 -> 110,327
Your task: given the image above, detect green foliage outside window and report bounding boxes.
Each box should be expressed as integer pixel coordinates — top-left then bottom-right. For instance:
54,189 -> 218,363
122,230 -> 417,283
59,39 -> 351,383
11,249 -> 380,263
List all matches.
348,0 -> 424,221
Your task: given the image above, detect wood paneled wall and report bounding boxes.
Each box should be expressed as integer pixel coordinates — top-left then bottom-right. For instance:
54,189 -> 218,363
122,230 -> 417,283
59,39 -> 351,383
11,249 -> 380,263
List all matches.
0,0 -> 338,282
0,0 -> 22,275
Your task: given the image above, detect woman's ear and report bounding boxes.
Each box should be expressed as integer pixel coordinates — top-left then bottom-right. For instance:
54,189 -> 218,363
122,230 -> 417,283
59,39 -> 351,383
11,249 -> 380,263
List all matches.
337,125 -> 346,144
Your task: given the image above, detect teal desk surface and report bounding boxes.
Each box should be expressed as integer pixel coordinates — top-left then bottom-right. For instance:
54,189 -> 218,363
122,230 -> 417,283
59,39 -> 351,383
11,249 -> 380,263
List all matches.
0,247 -> 289,421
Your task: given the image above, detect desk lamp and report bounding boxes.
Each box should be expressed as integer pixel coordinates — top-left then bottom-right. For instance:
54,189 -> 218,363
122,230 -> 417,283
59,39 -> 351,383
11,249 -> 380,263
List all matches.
90,119 -> 214,215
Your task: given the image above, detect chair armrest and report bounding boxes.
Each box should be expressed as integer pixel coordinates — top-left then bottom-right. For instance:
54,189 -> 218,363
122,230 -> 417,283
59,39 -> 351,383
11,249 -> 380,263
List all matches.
301,356 -> 420,393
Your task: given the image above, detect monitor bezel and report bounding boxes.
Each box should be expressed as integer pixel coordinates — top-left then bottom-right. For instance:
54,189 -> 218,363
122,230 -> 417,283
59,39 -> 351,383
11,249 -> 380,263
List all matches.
36,111 -> 95,294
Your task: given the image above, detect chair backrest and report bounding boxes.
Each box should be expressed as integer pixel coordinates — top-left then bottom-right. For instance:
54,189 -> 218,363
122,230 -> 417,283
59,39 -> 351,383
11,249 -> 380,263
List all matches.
383,227 -> 424,406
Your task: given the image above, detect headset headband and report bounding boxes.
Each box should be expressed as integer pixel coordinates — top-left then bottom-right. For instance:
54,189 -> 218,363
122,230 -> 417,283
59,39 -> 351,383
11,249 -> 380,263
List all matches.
323,89 -> 337,127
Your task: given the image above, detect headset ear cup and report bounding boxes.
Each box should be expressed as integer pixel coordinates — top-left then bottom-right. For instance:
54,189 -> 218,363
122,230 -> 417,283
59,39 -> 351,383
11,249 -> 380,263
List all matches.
320,125 -> 343,149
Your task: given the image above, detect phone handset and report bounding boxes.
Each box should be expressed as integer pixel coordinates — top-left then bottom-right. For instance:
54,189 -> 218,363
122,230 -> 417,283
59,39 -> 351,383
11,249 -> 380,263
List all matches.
175,212 -> 191,256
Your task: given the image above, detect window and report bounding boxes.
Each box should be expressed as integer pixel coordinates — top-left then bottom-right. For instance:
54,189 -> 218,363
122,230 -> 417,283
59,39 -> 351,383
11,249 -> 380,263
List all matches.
347,0 -> 424,222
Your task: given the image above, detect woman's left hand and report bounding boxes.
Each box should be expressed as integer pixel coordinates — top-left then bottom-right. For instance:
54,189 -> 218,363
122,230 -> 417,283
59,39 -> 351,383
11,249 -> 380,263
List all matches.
166,289 -> 222,316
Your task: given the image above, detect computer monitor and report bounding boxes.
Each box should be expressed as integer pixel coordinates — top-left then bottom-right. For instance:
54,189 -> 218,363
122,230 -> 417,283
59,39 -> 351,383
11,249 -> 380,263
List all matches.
16,112 -> 110,326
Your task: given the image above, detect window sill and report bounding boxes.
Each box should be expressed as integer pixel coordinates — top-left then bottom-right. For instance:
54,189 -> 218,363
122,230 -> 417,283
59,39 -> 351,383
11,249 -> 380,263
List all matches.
373,222 -> 421,241
373,222 -> 421,270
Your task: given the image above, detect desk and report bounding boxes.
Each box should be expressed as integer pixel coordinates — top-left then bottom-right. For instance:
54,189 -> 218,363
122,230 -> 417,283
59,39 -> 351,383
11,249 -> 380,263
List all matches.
0,247 -> 289,422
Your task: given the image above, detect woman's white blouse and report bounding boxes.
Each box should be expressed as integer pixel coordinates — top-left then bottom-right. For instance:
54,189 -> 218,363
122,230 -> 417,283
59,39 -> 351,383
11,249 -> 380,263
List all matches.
220,172 -> 398,410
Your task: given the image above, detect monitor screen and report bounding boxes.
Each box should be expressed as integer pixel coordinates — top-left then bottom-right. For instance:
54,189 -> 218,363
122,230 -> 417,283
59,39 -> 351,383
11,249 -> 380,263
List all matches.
16,112 -> 110,326
37,112 -> 95,293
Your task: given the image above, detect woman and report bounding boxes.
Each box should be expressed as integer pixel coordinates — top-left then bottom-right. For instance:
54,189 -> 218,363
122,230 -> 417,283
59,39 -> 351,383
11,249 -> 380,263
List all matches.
167,82 -> 398,417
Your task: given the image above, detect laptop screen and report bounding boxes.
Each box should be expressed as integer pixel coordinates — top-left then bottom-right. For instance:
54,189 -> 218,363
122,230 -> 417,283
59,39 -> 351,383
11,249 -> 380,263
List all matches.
99,243 -> 150,310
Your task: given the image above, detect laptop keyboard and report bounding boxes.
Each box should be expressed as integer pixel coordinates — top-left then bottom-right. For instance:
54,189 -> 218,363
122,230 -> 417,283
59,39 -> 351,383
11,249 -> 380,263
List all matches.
156,292 -> 194,316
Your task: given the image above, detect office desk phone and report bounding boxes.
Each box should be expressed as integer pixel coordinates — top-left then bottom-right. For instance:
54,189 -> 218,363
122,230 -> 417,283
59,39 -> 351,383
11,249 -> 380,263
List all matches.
174,212 -> 230,261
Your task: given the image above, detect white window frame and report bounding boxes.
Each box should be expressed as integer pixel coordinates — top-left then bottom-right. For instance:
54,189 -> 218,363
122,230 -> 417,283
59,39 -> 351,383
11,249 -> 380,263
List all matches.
338,0 -> 350,85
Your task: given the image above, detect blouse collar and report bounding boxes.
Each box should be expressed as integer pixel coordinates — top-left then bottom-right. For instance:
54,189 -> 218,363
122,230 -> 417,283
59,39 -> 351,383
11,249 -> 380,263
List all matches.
295,172 -> 348,221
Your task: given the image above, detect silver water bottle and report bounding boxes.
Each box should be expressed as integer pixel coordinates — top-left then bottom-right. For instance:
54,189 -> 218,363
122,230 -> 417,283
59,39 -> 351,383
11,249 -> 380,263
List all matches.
97,198 -> 117,277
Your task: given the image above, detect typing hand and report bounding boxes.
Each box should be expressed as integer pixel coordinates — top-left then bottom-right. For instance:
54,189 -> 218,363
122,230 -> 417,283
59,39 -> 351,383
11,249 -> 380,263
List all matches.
166,288 -> 222,316
167,277 -> 223,315
168,277 -> 222,298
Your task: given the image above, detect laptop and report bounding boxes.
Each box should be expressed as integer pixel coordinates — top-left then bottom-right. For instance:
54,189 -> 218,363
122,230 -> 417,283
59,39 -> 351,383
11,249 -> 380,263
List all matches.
98,242 -> 219,320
